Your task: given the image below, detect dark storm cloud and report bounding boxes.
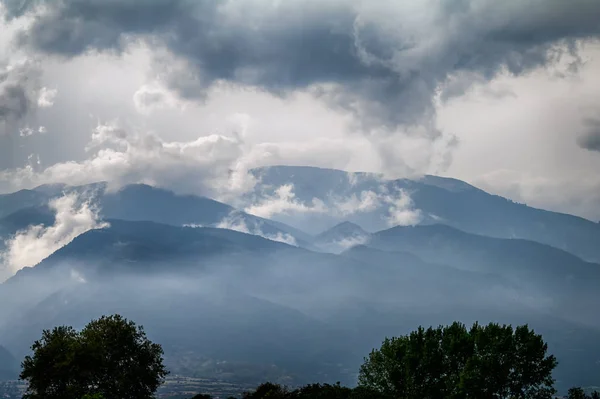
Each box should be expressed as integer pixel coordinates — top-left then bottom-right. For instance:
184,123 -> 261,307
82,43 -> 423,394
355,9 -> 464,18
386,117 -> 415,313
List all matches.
578,119 -> 600,152
0,66 -> 29,170
0,64 -> 37,122
0,60 -> 45,170
3,0 -> 600,130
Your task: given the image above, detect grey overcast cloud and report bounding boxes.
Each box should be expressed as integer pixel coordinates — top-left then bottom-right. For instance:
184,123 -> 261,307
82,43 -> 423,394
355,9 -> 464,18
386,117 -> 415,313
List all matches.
1,0 -> 600,220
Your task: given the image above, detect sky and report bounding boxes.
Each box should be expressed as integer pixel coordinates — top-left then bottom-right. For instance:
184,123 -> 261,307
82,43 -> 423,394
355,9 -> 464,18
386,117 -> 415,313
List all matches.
1,0 -> 600,221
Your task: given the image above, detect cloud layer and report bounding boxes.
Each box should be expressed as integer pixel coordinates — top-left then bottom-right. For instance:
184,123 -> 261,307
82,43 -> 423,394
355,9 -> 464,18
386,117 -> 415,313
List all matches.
0,59 -> 55,171
1,1 -> 600,222
0,61 -> 41,124
1,122 -> 258,200
245,183 -> 422,230
578,118 -> 600,152
215,212 -> 298,246
245,185 -> 328,219
4,0 -> 600,133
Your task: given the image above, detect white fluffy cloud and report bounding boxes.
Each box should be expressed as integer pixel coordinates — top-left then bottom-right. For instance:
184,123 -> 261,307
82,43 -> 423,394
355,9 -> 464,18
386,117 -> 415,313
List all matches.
18,125 -> 46,137
185,212 -> 298,246
332,190 -> 381,216
245,184 -> 328,218
333,235 -> 370,250
1,122 -> 259,200
19,126 -> 33,137
37,87 -> 57,108
318,235 -> 371,255
246,183 -> 422,227
0,193 -> 108,281
215,212 -> 298,246
133,83 -> 181,115
329,187 -> 422,226
383,189 -> 423,227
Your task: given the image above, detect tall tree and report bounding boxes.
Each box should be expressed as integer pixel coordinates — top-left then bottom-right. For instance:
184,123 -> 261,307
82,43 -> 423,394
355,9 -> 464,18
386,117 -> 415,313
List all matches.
242,382 -> 290,399
358,322 -> 557,399
568,388 -> 588,399
20,314 -> 168,399
566,388 -> 600,399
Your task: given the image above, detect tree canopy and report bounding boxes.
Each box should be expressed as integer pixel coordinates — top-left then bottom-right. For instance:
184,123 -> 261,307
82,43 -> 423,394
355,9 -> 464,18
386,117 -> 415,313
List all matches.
240,382 -> 385,399
358,321 -> 557,399
20,314 -> 168,399
567,388 -> 600,399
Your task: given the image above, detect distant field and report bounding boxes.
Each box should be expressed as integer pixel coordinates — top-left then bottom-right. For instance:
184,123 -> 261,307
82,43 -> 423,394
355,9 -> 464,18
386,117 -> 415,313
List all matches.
0,376 -> 253,399
159,375 -> 255,398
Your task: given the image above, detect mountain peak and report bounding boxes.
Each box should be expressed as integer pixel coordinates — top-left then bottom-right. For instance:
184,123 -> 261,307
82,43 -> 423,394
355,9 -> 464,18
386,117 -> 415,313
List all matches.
313,221 -> 371,254
316,221 -> 368,240
419,175 -> 479,193
32,183 -> 68,194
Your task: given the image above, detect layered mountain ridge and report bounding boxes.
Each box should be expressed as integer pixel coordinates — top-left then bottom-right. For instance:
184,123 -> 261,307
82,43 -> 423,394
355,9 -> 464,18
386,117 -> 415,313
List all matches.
1,165 -> 599,391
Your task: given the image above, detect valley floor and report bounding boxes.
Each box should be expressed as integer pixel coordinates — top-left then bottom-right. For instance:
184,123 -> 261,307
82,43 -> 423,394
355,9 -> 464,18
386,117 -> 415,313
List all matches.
0,376 -> 255,399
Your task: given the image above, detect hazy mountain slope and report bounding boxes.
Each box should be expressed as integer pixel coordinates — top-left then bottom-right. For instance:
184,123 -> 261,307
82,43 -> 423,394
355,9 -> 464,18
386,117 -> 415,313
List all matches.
0,206 -> 54,240
313,222 -> 371,253
0,345 -> 17,381
316,222 -> 370,242
1,281 -> 353,383
98,184 -> 311,244
99,184 -> 233,226
0,220 -> 361,321
0,219 -> 292,322
248,166 -> 600,262
2,219 -> 600,390
5,168 -> 599,261
0,182 -> 313,253
367,224 -> 600,326
406,181 -> 600,262
0,188 -> 52,219
370,224 -> 599,281
0,219 -> 527,337
0,183 -> 100,220
6,219 -> 294,282
0,207 -> 55,260
0,221 -> 351,382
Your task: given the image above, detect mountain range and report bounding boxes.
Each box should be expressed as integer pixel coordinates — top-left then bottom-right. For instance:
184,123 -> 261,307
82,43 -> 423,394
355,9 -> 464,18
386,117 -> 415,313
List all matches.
247,166 -> 600,262
1,165 -> 599,392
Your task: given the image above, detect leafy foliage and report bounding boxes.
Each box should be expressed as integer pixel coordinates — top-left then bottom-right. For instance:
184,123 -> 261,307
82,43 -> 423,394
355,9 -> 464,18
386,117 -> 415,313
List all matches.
242,382 -> 291,399
20,314 -> 168,399
566,387 -> 600,399
239,382 -> 385,399
358,322 -> 557,399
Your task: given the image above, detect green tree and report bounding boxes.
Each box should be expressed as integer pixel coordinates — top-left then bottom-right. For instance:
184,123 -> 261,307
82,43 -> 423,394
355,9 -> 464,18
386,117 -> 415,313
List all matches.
568,388 -> 588,399
566,388 -> 600,399
20,314 -> 168,399
294,382 -> 352,399
358,322 -> 557,399
240,382 -> 386,399
242,382 -> 290,399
